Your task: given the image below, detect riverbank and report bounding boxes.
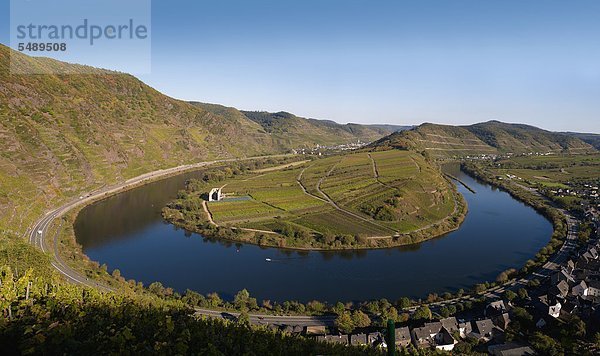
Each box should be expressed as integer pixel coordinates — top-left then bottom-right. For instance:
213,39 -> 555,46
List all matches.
460,162 -> 568,273
161,179 -> 468,251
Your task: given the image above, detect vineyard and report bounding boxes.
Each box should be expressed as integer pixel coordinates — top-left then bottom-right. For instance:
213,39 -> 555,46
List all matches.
163,149 -> 466,249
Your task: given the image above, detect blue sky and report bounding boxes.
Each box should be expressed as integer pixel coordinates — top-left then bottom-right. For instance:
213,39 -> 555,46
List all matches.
2,0 -> 599,132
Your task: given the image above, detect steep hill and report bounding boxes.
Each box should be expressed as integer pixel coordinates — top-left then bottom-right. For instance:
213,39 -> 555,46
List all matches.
373,121 -> 596,157
562,132 -> 600,150
0,45 -> 393,235
191,103 -> 395,148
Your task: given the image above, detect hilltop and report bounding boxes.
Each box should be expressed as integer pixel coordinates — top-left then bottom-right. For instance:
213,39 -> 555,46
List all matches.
0,45 -> 394,235
191,103 -> 400,149
373,120 -> 596,157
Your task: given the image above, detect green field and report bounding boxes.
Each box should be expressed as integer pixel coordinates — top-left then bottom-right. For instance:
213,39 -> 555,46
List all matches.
201,150 -> 457,237
490,153 -> 600,188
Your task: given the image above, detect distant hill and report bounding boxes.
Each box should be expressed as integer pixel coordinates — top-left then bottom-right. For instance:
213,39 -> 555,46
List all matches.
562,132 -> 600,150
190,104 -> 396,148
365,124 -> 413,132
373,121 -> 596,157
0,45 -> 396,234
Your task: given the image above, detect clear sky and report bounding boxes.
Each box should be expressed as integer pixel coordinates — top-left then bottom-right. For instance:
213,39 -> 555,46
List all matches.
2,0 -> 599,133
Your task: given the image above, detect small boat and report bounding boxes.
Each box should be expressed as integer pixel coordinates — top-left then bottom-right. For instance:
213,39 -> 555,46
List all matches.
265,258 -> 272,262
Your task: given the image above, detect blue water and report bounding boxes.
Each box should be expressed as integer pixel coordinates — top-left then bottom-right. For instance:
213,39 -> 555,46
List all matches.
75,165 -> 552,303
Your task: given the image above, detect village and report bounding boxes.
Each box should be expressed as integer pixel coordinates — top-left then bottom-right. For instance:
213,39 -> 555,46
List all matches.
268,228 -> 600,354
268,170 -> 600,354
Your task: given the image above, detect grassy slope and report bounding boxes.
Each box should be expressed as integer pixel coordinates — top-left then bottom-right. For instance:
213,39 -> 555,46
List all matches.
563,132 -> 600,150
239,109 -> 392,147
191,104 -> 396,149
373,121 -> 596,157
0,46 -> 392,236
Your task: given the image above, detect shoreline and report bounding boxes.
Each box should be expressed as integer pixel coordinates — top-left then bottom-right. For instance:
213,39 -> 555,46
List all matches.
162,179 -> 468,252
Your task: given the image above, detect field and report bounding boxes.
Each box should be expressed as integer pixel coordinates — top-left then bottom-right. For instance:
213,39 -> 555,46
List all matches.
490,153 -> 600,188
203,150 -> 458,237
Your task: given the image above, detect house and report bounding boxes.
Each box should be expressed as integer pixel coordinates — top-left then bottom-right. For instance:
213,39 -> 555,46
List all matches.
395,327 -> 411,348
571,281 -> 588,297
587,280 -> 600,299
561,300 -> 579,316
317,334 -> 348,345
551,269 -> 575,285
536,295 -> 562,319
492,312 -> 511,330
439,317 -> 459,333
411,321 -> 442,348
488,342 -> 536,356
280,325 -> 303,334
588,247 -> 599,259
458,321 -> 473,339
486,300 -> 508,317
566,259 -> 576,274
368,332 -> 384,347
305,325 -> 326,335
470,319 -> 496,341
549,280 -> 570,299
350,333 -> 368,346
435,327 -> 457,351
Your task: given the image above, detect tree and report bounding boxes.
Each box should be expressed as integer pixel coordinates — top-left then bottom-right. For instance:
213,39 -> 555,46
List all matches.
594,332 -> 600,348
411,306 -> 432,321
504,290 -> 517,302
206,292 -> 222,308
237,310 -> 250,327
352,310 -> 371,328
381,307 -> 399,325
518,288 -> 529,300
397,297 -> 411,310
333,302 -> 345,315
335,312 -> 355,334
567,315 -> 586,338
530,332 -> 563,355
439,306 -> 450,318
306,300 -> 325,313
148,281 -> 165,296
234,289 -> 251,309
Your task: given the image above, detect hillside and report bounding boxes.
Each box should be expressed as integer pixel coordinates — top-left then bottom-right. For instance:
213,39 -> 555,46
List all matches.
191,103 -> 395,149
563,132 -> 600,150
373,121 -> 596,157
0,45 -> 392,235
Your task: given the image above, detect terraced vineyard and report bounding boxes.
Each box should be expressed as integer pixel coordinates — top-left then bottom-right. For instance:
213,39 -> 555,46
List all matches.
192,149 -> 463,245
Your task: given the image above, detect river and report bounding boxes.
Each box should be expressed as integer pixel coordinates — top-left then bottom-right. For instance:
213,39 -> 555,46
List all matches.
74,163 -> 552,303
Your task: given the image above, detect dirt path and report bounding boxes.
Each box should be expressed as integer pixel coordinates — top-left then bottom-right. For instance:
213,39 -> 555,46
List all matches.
252,160 -> 310,173
296,166 -> 327,203
202,200 -> 217,226
316,162 -> 398,235
367,153 -> 379,178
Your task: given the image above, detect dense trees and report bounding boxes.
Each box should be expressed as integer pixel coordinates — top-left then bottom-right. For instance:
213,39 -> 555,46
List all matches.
0,265 -> 382,355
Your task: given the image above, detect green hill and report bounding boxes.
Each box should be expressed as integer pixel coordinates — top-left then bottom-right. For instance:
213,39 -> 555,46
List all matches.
562,132 -> 600,150
0,45 -> 393,235
191,103 -> 395,149
373,121 -> 596,157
